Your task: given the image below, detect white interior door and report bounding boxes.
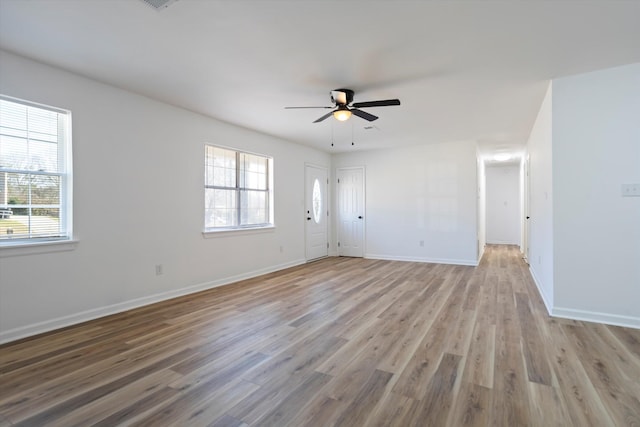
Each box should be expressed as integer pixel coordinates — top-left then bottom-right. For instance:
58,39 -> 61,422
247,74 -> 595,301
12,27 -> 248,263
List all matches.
486,165 -> 521,245
305,164 -> 328,261
337,167 -> 364,257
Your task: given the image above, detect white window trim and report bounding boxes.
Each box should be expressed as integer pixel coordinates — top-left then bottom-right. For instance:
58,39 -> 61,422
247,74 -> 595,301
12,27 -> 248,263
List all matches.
0,238 -> 78,258
202,224 -> 276,238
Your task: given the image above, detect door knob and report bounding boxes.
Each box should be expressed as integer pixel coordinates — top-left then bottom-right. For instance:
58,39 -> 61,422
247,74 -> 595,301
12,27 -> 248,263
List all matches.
307,217 -> 311,220
526,216 -> 530,219
358,216 -> 363,219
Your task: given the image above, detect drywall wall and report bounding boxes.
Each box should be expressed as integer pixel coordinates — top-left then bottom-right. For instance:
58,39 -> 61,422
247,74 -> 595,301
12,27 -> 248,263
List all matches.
485,164 -> 521,245
332,140 -> 478,265
0,50 -> 330,342
527,83 -> 554,311
552,63 -> 640,327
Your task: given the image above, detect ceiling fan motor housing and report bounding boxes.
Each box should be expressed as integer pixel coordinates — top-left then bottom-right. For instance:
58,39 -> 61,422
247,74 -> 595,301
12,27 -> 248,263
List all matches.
331,89 -> 354,106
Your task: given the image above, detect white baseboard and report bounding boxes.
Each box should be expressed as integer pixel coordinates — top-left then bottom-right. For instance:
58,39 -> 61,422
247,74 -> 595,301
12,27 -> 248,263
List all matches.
552,307 -> 640,330
528,266 -> 639,330
365,253 -> 478,267
0,258 -> 306,344
528,266 -> 553,316
486,239 -> 519,245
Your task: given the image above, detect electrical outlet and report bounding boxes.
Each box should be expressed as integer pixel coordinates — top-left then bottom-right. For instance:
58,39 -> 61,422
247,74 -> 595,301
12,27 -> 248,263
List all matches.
279,245 -> 284,253
155,264 -> 163,275
419,240 -> 424,247
621,183 -> 640,197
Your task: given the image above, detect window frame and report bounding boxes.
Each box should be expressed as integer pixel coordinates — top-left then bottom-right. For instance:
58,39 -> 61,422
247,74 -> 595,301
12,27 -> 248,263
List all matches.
0,95 -> 73,248
204,144 -> 274,233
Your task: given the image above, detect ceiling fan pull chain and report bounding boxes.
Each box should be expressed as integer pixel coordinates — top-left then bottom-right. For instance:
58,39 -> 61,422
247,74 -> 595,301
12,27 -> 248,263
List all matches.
351,121 -> 355,146
331,121 -> 334,147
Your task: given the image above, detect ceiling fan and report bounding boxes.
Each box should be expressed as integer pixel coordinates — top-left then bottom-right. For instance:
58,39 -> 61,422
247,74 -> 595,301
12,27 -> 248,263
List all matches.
285,89 -> 400,123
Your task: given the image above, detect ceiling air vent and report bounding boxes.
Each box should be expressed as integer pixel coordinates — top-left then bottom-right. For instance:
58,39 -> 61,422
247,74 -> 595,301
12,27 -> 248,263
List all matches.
139,0 -> 179,11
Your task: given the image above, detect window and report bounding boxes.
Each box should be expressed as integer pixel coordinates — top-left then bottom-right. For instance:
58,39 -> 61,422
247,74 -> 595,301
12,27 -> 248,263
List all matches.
204,145 -> 273,231
0,96 -> 72,245
312,178 -> 321,223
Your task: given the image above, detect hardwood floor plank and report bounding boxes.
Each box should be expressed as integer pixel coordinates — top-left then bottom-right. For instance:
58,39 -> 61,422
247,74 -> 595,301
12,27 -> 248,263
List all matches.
282,394 -> 342,427
462,320 -> 496,389
132,379 -> 259,427
253,371 -> 332,426
10,347 -> 198,426
207,414 -> 248,427
1,245 -> 639,426
527,382 -> 572,427
447,382 -> 492,427
333,369 -> 394,427
491,282 -> 531,426
547,321 -> 618,426
365,391 -> 416,427
408,352 -> 462,426
515,292 -> 553,385
1,332 -> 208,419
91,386 -> 181,427
43,368 -> 182,427
391,274 -> 467,399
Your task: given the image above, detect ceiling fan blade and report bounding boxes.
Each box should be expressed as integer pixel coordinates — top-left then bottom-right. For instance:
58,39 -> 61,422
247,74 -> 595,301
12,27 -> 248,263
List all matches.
313,111 -> 335,123
284,106 -> 333,109
351,109 -> 378,122
351,99 -> 401,108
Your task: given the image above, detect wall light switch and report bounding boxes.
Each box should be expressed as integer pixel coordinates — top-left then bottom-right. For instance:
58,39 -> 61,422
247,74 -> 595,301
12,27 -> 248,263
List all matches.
621,184 -> 640,197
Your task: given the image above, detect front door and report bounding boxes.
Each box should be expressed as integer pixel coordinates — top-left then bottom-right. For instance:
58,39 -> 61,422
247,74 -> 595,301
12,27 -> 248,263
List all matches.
337,167 -> 365,257
305,164 -> 328,261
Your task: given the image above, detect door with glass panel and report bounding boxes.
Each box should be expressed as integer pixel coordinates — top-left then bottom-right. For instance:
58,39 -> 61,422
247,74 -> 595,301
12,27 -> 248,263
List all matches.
305,164 -> 328,260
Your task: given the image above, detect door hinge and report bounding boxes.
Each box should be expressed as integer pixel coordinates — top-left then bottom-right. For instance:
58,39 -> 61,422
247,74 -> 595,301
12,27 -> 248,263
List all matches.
337,178 -> 340,184
338,242 -> 340,247
327,242 -> 329,248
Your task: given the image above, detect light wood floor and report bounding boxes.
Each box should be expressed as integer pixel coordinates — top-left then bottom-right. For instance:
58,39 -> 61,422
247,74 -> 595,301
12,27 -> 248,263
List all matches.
1,245 -> 639,426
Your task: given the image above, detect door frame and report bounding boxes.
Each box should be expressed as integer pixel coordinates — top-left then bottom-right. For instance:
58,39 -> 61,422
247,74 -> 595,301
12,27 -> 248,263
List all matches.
305,163 -> 329,261
522,153 -> 531,263
336,166 -> 366,257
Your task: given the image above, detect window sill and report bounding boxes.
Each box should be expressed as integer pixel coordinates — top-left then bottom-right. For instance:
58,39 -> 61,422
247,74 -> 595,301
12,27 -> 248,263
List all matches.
202,225 -> 275,238
0,239 -> 78,258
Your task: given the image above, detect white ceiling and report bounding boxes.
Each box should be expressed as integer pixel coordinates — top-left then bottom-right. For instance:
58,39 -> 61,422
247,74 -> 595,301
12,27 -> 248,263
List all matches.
1,1 -> 639,155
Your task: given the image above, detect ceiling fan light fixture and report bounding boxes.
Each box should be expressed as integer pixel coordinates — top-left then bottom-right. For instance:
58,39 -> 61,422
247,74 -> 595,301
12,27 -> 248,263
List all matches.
333,107 -> 352,122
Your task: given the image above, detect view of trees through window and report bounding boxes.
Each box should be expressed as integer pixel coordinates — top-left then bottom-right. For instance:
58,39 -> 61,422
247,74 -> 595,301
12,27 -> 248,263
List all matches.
204,145 -> 272,230
0,97 -> 70,242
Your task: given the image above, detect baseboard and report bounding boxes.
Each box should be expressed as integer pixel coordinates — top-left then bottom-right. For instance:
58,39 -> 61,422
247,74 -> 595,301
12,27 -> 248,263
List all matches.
365,253 -> 478,267
528,266 -> 553,316
527,266 -> 640,330
552,307 -> 640,330
0,258 -> 306,344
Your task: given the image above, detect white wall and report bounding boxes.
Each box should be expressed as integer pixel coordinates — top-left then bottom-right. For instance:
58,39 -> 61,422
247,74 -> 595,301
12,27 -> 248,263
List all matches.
552,63 -> 640,327
527,83 -> 554,312
485,164 -> 521,245
0,51 -> 330,342
332,140 -> 478,265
